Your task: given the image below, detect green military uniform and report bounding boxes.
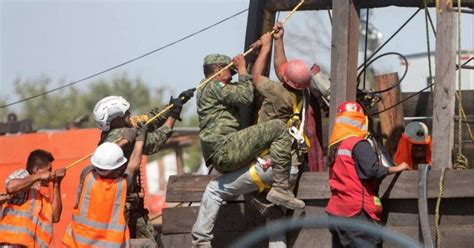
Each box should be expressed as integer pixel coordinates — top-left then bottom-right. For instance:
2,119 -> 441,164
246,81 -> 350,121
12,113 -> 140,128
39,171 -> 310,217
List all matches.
99,106 -> 171,247
197,64 -> 292,187
256,76 -> 307,167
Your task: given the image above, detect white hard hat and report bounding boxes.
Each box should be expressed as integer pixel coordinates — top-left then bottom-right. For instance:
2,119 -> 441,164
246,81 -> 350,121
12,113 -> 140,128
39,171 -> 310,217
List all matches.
93,96 -> 130,131
404,121 -> 430,143
91,142 -> 127,170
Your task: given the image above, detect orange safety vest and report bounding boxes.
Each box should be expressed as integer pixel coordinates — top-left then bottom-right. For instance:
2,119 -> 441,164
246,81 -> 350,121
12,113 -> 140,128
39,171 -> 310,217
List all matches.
0,188 -> 53,247
62,170 -> 130,248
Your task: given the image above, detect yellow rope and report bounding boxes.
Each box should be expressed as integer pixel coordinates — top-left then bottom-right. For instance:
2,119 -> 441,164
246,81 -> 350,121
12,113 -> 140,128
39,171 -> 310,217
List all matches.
435,167 -> 446,248
454,0 -> 469,170
455,92 -> 474,143
195,0 -> 305,91
65,137 -> 122,170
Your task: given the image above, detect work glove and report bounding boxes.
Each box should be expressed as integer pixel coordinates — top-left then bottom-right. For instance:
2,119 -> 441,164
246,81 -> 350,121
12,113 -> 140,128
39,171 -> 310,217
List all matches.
178,88 -> 195,104
135,122 -> 148,141
169,96 -> 184,121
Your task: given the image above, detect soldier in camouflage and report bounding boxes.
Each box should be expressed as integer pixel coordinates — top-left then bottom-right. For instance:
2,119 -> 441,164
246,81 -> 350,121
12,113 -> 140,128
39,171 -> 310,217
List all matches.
197,52 -> 305,209
93,90 -> 194,247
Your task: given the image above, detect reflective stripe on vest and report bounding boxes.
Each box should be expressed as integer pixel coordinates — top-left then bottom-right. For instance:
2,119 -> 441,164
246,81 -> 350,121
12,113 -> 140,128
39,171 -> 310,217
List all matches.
337,149 -> 352,157
335,116 -> 368,131
0,223 -> 49,248
66,225 -> 129,248
63,170 -> 129,248
73,173 -> 126,232
0,188 -> 53,247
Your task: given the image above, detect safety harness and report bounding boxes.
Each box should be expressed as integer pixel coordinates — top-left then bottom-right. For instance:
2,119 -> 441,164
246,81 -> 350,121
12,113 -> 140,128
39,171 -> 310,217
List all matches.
249,90 -> 309,192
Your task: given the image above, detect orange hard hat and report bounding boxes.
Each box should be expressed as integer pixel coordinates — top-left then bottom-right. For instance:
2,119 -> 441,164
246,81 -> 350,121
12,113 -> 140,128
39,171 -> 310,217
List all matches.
279,59 -> 311,90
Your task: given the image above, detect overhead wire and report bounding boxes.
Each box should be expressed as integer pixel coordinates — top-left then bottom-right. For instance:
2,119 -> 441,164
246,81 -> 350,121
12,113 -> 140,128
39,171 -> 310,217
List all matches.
0,8 -> 249,109
371,57 -> 473,116
362,8 -> 370,90
357,8 -> 421,73
357,52 -> 409,94
356,8 -> 421,89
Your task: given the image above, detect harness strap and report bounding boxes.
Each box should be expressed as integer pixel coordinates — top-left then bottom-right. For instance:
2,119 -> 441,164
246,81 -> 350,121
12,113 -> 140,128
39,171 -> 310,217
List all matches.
74,166 -> 94,209
249,165 -> 270,192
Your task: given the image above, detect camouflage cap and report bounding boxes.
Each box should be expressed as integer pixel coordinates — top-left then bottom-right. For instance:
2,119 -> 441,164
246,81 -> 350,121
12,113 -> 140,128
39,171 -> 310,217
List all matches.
203,54 -> 232,66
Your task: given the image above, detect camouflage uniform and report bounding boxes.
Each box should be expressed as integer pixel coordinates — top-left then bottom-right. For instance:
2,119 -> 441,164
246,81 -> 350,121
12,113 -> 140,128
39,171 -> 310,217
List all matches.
99,106 -> 172,247
198,75 -> 292,185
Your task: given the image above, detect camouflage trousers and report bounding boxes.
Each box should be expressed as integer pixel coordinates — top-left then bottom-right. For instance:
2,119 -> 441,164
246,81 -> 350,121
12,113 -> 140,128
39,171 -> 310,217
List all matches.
212,119 -> 291,187
126,202 -> 162,247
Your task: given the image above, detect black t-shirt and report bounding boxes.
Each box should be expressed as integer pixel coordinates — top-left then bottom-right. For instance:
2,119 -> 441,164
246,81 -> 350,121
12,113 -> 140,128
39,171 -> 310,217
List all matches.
352,140 -> 389,181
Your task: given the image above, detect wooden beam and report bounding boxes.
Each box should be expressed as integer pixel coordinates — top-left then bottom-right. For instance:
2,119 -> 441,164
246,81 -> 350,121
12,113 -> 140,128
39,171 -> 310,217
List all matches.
432,0 -> 457,169
328,0 -> 360,138
162,198 -> 474,234
175,146 -> 184,175
165,170 -> 474,202
400,90 -> 474,117
241,0 -> 276,129
264,0 -> 474,11
161,225 -> 474,248
375,73 -> 405,156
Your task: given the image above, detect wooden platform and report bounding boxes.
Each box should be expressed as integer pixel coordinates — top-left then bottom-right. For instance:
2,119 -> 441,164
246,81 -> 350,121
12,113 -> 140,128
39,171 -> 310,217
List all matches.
161,170 -> 474,247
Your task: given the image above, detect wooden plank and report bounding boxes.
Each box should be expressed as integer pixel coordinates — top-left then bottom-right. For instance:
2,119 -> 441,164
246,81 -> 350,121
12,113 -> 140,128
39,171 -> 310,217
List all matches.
432,0 -> 457,169
328,0 -> 360,138
162,204 -> 254,234
162,211 -> 474,247
385,225 -> 474,248
162,202 -> 474,233
161,232 -> 268,248
264,0 -> 474,11
165,174 -> 217,202
381,198 -> 474,226
398,90 -> 474,117
166,170 -> 474,202
161,199 -> 474,234
375,73 -> 405,156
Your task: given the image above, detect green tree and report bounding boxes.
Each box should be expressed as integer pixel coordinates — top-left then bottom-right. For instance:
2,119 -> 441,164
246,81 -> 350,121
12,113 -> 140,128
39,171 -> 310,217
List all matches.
0,99 -> 8,122
13,74 -> 203,173
13,74 -> 167,129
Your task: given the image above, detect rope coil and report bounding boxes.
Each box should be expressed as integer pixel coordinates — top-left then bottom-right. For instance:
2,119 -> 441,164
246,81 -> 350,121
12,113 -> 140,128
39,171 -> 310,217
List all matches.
435,168 -> 446,248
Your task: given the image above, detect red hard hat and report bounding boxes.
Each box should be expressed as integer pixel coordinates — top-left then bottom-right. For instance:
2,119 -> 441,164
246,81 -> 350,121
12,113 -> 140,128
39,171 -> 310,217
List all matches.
337,101 -> 364,114
279,59 -> 311,90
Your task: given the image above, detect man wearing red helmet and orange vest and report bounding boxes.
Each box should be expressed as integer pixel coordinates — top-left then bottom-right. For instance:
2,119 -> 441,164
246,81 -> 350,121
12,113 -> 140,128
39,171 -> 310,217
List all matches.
326,101 -> 409,247
62,123 -> 147,247
0,150 -> 66,247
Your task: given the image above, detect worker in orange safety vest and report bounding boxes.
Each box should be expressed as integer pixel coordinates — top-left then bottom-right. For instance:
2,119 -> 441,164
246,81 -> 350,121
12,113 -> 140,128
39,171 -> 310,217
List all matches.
394,121 -> 432,170
62,123 -> 147,248
0,149 -> 66,247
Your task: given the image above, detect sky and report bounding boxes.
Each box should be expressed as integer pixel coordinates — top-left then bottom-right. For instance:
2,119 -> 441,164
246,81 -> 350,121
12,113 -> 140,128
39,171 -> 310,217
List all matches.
1,0 -> 473,112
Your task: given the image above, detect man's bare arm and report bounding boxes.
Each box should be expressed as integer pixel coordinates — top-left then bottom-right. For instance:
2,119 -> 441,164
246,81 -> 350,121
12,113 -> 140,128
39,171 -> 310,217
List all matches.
251,32 -> 273,84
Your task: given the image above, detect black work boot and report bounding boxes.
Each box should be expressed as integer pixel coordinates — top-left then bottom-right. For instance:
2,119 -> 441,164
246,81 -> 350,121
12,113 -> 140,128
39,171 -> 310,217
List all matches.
267,163 -> 305,209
